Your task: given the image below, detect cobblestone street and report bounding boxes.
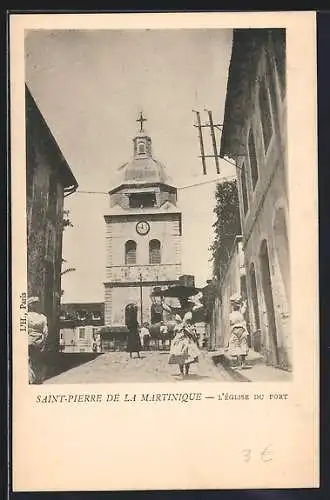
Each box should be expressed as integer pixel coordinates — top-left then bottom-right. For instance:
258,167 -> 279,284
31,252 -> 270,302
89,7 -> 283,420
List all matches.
44,350 -> 236,384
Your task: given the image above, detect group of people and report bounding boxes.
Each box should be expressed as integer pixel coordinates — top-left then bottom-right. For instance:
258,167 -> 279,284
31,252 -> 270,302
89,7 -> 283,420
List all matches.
26,289 -> 249,384
124,298 -> 202,377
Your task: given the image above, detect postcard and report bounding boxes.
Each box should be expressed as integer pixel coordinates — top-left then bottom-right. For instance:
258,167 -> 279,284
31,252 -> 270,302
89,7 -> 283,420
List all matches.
10,11 -> 318,491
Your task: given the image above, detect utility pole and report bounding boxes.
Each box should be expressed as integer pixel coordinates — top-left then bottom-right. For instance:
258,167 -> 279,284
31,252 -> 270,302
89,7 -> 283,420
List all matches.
139,273 -> 143,326
192,110 -> 207,175
193,109 -> 223,176
205,109 -> 220,174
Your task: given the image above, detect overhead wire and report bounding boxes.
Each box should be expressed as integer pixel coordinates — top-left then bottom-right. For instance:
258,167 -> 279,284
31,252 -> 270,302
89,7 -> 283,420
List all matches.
75,162 -> 237,196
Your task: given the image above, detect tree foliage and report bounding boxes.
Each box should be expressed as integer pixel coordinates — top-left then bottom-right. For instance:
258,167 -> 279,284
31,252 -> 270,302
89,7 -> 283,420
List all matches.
61,209 -> 75,298
62,209 -> 73,230
209,179 -> 241,280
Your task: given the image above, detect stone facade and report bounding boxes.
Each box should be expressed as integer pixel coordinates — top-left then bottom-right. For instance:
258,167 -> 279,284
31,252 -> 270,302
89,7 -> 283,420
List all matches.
104,119 -> 182,327
26,85 -> 78,351
216,237 -> 247,349
59,302 -> 104,352
220,29 -> 291,369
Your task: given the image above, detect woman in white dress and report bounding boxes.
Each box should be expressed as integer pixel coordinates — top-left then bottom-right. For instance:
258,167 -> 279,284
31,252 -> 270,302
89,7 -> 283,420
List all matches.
168,311 -> 200,377
27,296 -> 48,384
157,291 -> 203,377
228,294 -> 249,368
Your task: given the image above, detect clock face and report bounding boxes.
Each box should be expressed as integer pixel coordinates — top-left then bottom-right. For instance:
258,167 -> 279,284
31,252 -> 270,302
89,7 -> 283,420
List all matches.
136,220 -> 150,236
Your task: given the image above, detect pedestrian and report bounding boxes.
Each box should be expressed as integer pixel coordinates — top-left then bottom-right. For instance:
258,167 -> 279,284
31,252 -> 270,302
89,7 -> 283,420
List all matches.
125,303 -> 141,359
59,335 -> 65,352
27,296 -> 48,384
228,293 -> 249,368
92,334 -> 97,353
140,322 -> 150,351
168,312 -> 200,377
159,321 -> 168,349
95,332 -> 102,352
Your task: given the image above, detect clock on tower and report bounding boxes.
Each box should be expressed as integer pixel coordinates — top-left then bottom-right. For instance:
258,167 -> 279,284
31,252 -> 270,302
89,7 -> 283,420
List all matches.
136,220 -> 150,235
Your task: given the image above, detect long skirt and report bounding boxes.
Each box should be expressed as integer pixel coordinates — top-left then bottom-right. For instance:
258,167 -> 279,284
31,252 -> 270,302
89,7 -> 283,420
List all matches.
168,333 -> 199,366
228,327 -> 249,357
127,328 -> 142,353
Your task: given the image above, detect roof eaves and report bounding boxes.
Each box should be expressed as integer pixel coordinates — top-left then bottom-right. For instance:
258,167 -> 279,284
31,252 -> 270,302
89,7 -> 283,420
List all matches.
220,29 -> 269,160
25,84 -> 78,193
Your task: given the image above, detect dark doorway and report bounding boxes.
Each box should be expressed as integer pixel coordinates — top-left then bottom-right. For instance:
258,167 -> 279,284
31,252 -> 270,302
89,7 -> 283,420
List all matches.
125,303 -> 138,326
259,240 -> 279,365
273,207 -> 290,304
249,263 -> 261,352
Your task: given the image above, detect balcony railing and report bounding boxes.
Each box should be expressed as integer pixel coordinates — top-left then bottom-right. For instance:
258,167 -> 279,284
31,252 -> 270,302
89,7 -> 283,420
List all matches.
105,263 -> 181,282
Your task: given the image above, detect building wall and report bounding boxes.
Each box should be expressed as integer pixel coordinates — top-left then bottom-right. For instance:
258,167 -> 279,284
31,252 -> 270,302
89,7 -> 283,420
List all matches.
104,211 -> 182,327
26,116 -> 66,352
61,325 -> 100,353
218,239 -> 246,349
105,285 -> 158,326
208,239 -> 246,350
244,165 -> 291,368
105,213 -> 181,270
233,38 -> 290,369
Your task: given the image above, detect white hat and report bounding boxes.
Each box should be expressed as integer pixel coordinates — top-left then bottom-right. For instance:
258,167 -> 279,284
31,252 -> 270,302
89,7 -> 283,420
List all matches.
230,293 -> 242,304
27,296 -> 39,306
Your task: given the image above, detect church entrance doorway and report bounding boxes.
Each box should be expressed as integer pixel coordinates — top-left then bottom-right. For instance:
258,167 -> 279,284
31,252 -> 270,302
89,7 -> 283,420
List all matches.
125,303 -> 138,326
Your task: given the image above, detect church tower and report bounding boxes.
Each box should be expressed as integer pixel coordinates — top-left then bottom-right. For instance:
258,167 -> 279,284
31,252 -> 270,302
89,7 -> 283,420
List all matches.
104,113 -> 182,327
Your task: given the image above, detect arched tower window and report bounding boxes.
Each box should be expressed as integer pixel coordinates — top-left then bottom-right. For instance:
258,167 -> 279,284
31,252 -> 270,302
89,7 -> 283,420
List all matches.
125,240 -> 137,265
149,239 -> 161,264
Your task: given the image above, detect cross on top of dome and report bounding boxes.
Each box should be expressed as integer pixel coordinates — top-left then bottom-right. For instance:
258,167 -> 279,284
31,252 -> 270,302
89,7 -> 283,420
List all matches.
136,111 -> 147,133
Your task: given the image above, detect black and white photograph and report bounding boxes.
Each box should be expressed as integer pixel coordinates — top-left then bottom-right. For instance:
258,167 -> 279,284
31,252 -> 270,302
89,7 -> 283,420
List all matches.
11,12 -> 319,492
25,26 -> 291,384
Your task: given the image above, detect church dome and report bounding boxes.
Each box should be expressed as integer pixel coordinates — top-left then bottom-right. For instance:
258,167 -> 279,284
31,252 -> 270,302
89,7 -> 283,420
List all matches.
113,112 -> 171,189
120,157 -> 168,185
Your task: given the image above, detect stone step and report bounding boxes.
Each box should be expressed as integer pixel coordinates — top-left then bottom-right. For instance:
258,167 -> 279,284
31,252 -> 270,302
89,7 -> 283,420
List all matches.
210,348 -> 264,368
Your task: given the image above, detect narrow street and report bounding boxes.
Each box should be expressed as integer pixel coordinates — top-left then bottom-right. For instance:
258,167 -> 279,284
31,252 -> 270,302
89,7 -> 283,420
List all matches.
44,350 -> 236,384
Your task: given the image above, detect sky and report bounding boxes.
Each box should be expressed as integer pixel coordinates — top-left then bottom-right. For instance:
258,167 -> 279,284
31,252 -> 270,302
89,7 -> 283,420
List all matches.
25,28 -> 235,302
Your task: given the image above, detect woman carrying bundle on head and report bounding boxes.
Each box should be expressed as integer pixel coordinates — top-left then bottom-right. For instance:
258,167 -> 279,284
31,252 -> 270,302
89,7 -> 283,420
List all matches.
228,293 -> 249,369
168,311 -> 200,377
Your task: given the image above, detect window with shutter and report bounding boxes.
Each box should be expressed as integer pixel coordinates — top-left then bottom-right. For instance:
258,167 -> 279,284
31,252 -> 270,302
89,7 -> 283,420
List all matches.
149,239 -> 161,264
248,128 -> 259,189
258,76 -> 273,153
240,162 -> 249,216
125,240 -> 137,264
